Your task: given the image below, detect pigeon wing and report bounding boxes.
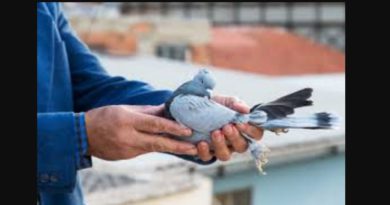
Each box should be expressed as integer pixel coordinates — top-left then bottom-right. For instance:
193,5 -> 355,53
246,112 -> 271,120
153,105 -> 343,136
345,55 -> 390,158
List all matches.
169,95 -> 237,133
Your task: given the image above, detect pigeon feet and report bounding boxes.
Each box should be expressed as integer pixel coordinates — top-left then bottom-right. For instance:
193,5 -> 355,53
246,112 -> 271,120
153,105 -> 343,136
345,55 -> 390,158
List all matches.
272,128 -> 289,135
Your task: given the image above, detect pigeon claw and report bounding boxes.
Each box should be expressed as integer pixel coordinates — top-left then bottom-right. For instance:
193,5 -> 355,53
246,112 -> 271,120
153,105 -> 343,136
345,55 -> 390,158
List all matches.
272,128 -> 289,135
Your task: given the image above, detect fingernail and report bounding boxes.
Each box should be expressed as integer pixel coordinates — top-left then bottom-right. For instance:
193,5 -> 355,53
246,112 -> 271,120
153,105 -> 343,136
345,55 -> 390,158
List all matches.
237,123 -> 245,129
215,133 -> 223,142
183,128 -> 192,136
234,102 -> 250,113
224,125 -> 232,135
178,123 -> 190,129
199,142 -> 207,150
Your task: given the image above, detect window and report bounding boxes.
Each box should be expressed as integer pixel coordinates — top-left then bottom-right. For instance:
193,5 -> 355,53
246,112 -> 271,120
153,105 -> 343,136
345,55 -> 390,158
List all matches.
156,43 -> 189,62
213,188 -> 252,205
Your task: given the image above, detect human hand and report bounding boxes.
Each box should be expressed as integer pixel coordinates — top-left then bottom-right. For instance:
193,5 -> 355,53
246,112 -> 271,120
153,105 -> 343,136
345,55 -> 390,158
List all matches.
196,95 -> 264,161
85,105 -> 197,160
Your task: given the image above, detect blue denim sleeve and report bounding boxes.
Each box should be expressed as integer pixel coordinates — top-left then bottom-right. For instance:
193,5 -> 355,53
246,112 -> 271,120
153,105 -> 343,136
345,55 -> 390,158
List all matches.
38,112 -> 77,193
37,112 -> 93,193
74,113 -> 92,169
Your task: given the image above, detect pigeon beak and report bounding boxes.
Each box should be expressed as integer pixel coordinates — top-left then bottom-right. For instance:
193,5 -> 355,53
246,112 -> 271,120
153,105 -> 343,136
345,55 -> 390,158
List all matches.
207,89 -> 213,96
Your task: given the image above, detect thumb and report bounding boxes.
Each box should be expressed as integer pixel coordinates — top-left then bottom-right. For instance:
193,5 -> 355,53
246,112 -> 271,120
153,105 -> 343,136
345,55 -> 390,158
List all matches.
231,101 -> 250,114
139,104 -> 165,116
122,105 -> 165,116
212,95 -> 250,114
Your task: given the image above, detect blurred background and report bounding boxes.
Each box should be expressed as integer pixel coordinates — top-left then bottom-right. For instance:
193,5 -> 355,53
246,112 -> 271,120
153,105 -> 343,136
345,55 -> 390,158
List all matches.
63,2 -> 345,205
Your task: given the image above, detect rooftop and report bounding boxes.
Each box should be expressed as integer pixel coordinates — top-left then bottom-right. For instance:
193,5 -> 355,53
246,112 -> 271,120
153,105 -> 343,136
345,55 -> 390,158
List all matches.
208,27 -> 345,75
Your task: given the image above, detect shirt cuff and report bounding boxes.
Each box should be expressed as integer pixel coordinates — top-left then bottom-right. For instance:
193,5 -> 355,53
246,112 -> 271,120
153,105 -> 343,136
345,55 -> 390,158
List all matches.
74,112 -> 92,170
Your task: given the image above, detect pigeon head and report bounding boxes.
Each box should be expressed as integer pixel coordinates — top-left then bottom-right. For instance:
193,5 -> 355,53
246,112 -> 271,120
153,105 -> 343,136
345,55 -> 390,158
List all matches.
193,69 -> 216,90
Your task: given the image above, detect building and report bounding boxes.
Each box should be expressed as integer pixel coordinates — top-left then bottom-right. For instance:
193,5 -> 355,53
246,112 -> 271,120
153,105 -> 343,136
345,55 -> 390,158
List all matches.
64,2 -> 345,76
118,2 -> 345,51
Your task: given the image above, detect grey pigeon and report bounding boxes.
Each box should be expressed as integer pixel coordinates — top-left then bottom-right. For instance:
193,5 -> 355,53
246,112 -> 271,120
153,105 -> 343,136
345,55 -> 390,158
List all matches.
164,69 -> 339,174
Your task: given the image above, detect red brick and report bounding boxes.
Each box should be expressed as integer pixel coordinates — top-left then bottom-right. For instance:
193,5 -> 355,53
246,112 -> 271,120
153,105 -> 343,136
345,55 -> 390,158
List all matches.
190,44 -> 210,65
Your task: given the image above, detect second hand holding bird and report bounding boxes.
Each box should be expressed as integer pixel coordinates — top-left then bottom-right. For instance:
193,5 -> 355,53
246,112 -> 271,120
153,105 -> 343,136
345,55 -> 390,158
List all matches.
197,95 -> 264,162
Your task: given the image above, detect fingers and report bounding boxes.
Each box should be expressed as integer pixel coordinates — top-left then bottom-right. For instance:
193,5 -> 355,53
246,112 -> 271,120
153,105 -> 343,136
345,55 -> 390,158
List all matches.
211,130 -> 231,161
212,95 -> 250,114
139,133 -> 197,155
197,141 -> 213,161
230,100 -> 250,114
134,113 -> 192,137
222,124 -> 248,153
138,104 -> 165,116
237,123 -> 264,141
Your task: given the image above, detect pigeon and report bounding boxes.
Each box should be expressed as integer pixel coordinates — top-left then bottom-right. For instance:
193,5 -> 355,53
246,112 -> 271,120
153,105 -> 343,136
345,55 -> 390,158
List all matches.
164,69 -> 339,174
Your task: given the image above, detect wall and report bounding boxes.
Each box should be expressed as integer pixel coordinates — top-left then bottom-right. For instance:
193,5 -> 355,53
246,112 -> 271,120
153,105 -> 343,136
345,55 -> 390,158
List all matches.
213,154 -> 345,205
